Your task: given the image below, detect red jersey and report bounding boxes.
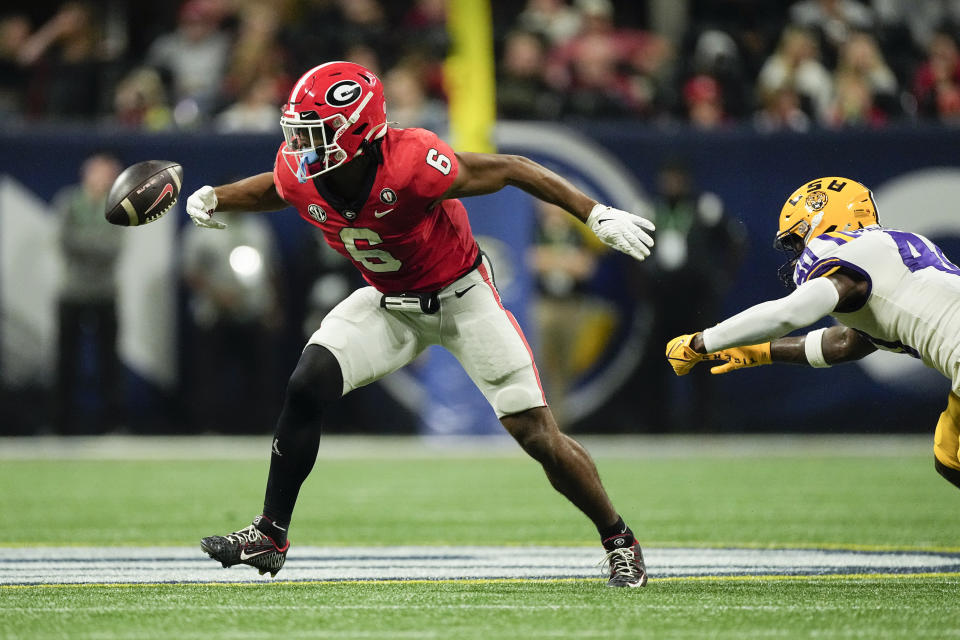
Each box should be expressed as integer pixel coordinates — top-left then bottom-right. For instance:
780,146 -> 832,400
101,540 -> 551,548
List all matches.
273,127 -> 479,293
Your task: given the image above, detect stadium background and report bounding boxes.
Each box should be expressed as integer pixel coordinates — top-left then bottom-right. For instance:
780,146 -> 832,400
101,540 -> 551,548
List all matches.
2,0 -> 960,437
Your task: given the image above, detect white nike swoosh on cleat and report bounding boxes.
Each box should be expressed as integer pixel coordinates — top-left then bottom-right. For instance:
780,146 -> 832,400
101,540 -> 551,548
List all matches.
374,208 -> 395,218
239,549 -> 272,560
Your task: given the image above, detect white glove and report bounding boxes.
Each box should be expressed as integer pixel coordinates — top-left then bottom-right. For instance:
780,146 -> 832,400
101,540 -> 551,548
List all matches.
186,185 -> 227,229
586,203 -> 655,262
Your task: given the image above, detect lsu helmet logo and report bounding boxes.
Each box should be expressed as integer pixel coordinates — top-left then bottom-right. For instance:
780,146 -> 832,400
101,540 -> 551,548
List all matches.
805,190 -> 829,212
325,80 -> 363,108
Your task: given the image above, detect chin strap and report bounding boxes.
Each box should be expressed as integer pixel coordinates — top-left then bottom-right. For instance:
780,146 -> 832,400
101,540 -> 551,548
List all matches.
360,138 -> 385,164
346,92 -> 373,127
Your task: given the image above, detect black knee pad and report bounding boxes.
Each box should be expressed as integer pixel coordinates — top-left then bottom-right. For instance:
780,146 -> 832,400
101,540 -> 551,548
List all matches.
284,345 -> 343,416
934,457 -> 960,490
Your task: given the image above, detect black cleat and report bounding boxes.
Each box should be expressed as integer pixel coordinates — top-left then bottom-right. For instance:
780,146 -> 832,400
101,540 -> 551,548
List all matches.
602,539 -> 648,587
200,520 -> 289,577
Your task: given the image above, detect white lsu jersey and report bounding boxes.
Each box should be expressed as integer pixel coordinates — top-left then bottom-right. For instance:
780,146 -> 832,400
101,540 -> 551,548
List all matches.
794,226 -> 960,392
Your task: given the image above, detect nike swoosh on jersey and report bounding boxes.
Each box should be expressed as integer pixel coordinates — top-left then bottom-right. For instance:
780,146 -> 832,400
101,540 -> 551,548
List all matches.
454,284 -> 477,298
374,208 -> 395,218
239,548 -> 272,560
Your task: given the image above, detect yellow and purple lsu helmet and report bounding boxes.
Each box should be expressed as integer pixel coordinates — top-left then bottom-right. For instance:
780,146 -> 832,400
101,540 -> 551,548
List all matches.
773,177 -> 879,288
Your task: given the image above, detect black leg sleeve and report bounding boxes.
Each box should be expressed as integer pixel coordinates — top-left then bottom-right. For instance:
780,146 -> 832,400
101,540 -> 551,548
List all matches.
262,345 -> 343,525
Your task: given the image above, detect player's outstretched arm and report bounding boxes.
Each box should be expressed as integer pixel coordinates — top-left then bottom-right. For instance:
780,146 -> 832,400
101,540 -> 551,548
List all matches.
442,152 -> 595,217
667,325 -> 875,376
666,270 -> 874,375
706,326 -> 877,375
186,172 -> 287,229
442,152 -> 655,262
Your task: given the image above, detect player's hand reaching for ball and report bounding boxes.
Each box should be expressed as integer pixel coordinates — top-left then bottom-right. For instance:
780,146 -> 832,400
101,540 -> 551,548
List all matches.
665,333 -> 712,376
706,343 -> 772,375
666,334 -> 772,376
186,185 -> 227,229
586,204 -> 655,262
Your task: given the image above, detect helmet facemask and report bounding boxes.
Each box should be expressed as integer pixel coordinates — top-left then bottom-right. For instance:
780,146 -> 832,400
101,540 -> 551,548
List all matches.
281,112 -> 352,182
773,218 -> 811,290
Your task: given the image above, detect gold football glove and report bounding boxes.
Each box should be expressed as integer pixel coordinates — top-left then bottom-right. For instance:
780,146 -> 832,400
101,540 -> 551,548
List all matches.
666,333 -> 712,376
708,343 -> 772,375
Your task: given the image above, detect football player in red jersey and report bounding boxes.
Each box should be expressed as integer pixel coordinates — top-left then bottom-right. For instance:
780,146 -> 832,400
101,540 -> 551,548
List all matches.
189,61 -> 654,586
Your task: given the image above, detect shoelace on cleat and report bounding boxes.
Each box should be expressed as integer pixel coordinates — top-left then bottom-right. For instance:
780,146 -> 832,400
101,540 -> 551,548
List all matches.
602,546 -> 640,580
224,525 -> 267,546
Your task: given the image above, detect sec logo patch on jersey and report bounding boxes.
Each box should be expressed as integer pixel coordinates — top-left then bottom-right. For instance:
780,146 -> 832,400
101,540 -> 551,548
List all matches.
308,204 -> 326,222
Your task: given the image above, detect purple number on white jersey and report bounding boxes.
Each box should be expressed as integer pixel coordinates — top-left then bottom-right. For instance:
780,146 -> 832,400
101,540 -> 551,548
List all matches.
885,230 -> 960,275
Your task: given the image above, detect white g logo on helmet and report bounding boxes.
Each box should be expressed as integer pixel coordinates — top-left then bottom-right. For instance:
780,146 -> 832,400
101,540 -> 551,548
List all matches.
326,80 -> 363,108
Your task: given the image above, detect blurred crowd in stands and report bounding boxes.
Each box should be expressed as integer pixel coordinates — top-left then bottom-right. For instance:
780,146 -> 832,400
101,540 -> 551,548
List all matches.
2,0 -> 960,132
11,0 -> 956,435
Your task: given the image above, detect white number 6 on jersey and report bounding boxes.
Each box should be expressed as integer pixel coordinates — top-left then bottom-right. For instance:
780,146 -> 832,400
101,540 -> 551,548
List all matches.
426,148 -> 452,175
340,227 -> 402,272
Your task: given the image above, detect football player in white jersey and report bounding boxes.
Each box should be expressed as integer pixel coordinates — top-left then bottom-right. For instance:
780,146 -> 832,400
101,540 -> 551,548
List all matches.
666,176 -> 960,490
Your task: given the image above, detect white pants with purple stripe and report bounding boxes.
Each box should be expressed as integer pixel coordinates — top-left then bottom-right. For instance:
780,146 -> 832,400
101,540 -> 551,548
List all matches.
307,256 -> 547,417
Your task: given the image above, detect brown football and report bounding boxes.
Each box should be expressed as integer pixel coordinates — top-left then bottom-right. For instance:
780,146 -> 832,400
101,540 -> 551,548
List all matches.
105,160 -> 183,226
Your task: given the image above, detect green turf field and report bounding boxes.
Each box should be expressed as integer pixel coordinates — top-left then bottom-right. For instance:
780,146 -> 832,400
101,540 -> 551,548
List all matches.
3,435 -> 959,639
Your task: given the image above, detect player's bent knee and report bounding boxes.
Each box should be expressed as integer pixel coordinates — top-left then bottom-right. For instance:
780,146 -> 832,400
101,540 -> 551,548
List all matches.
285,345 -> 343,415
500,407 -> 559,460
934,456 -> 960,490
509,424 -> 553,459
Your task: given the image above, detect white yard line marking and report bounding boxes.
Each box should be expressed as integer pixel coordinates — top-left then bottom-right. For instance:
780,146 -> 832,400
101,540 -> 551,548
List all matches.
2,546 -> 959,586
0,434 -> 931,461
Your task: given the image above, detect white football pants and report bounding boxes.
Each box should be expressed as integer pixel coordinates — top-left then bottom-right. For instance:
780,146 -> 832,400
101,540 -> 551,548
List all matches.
307,256 -> 547,417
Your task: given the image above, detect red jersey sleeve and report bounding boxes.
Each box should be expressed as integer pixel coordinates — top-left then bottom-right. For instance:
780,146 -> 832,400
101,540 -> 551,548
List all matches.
396,128 -> 459,201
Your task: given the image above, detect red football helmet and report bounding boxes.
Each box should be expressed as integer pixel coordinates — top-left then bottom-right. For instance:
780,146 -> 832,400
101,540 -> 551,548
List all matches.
280,61 -> 388,181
